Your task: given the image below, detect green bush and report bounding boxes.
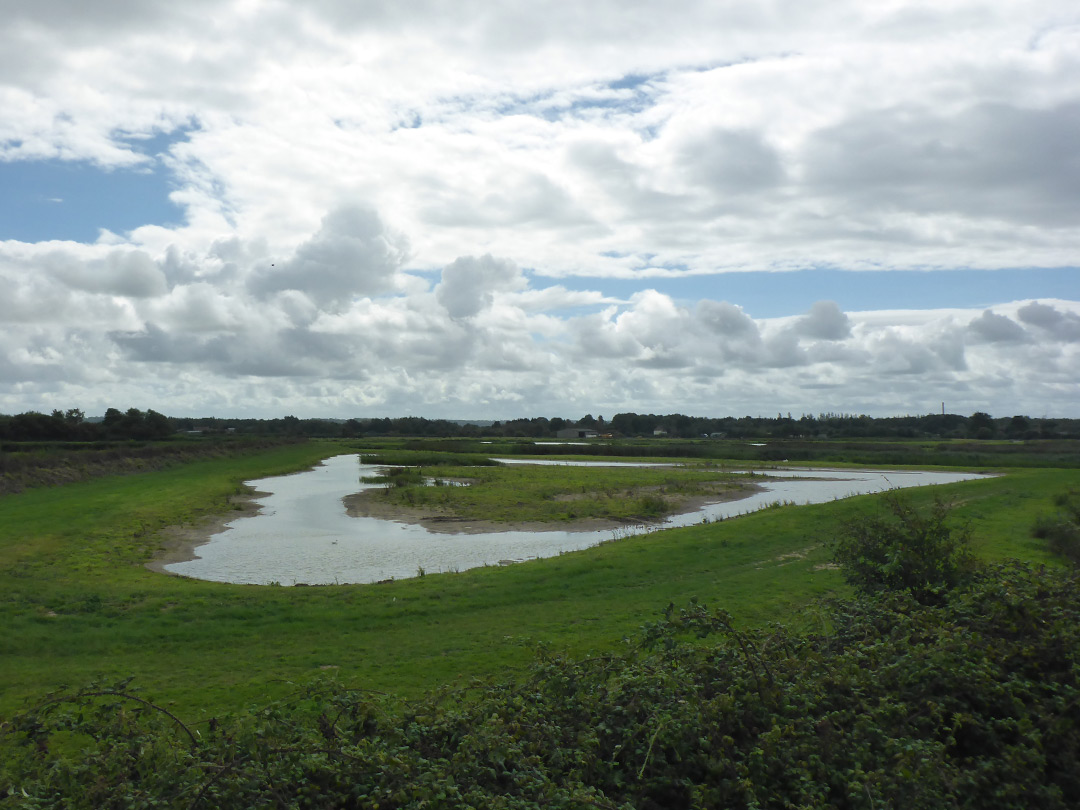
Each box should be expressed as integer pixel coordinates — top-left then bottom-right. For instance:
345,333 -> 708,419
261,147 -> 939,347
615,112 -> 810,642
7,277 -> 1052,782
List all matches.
634,493 -> 670,519
832,493 -> 977,603
1033,490 -> 1080,565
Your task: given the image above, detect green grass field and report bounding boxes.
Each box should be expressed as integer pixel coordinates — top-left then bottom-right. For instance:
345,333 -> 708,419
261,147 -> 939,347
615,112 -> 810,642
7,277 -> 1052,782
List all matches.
1,439 -> 1074,722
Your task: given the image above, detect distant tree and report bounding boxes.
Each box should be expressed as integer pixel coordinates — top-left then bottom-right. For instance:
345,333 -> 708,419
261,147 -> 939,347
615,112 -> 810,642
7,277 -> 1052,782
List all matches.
1006,414 -> 1030,438
143,409 -> 172,439
119,408 -> 147,439
968,411 -> 996,439
9,412 -> 65,440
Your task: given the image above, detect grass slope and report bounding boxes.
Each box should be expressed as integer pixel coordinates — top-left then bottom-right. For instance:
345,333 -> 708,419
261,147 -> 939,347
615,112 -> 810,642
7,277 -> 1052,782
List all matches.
0,442 -> 1072,721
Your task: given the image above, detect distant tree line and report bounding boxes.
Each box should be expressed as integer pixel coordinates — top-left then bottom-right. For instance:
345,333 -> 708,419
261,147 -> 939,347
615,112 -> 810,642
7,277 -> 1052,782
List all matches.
603,410 -> 1078,440
2,408 -> 1077,443
443,411 -> 1075,441
0,408 -> 172,442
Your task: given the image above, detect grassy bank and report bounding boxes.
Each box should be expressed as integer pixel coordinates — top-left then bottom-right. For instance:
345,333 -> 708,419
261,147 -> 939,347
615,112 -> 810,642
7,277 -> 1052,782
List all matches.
0,441 -> 1073,721
0,437 -> 309,495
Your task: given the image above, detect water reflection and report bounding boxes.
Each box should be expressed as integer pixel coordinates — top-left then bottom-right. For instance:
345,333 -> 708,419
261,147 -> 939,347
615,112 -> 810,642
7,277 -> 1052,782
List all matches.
164,454 -> 985,585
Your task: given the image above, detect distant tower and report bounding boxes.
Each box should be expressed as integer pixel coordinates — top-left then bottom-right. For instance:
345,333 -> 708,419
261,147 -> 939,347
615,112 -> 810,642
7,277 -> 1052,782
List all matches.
942,402 -> 945,415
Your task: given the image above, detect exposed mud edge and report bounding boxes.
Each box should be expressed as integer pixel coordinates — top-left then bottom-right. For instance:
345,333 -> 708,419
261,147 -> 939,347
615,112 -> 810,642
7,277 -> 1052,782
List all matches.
145,487 -> 271,574
145,453 -> 350,574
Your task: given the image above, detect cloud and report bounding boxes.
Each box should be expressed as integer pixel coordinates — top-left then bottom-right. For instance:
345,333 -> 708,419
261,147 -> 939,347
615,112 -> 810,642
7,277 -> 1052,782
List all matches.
247,205 -> 408,310
422,170 -> 590,229
42,248 -> 168,297
571,307 -> 643,360
110,321 -> 355,378
507,285 -> 613,313
435,254 -> 525,319
583,290 -> 693,368
761,329 -> 806,368
4,0 -> 1078,274
803,102 -> 1080,228
1017,300 -> 1080,342
693,300 -> 768,365
968,309 -> 1028,344
110,322 -> 214,365
4,247 -> 1078,417
865,329 -> 957,376
678,127 -> 785,196
697,300 -> 759,338
793,300 -> 851,340
1,2 -> 1079,418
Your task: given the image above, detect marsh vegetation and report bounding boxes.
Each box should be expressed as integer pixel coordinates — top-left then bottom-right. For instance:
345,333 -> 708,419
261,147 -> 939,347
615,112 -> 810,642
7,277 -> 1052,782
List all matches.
353,457 -> 756,525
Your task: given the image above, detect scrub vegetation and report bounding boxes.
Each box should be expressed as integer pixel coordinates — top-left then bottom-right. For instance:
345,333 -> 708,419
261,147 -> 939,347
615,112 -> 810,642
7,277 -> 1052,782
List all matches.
0,435 -> 1078,806
833,493 -> 978,603
1033,489 -> 1080,565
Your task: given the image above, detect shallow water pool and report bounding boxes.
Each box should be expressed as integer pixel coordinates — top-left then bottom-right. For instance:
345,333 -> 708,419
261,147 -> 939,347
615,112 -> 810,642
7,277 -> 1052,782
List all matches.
164,455 -> 985,585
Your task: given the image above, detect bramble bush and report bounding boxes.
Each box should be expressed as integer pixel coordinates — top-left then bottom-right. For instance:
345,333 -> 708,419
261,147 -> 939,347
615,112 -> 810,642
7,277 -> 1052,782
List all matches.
3,561 -> 1079,809
832,493 -> 978,603
1033,489 -> 1080,565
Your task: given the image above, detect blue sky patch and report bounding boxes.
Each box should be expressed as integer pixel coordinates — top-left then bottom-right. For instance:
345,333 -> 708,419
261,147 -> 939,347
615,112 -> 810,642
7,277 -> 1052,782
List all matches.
0,129 -> 190,243
548,267 -> 1080,318
608,72 -> 654,91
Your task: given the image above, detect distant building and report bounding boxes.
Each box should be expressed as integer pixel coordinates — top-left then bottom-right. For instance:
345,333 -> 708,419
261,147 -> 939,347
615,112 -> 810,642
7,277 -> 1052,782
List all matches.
653,428 -> 668,437
556,428 -> 599,439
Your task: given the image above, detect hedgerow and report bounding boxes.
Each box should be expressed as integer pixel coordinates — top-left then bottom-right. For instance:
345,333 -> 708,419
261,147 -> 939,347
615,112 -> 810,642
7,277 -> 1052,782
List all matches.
3,560 -> 1078,809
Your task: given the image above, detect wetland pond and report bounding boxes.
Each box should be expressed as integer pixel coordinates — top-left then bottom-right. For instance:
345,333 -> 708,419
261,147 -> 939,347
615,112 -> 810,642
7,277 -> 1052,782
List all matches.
163,455 -> 985,585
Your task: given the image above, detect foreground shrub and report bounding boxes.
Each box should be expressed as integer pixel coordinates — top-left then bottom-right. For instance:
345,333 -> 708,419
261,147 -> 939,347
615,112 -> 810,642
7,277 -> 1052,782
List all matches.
3,564 -> 1078,809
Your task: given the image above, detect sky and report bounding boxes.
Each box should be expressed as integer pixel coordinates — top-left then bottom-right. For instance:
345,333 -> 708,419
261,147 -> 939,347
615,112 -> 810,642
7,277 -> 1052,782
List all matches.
1,1 -> 1078,420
